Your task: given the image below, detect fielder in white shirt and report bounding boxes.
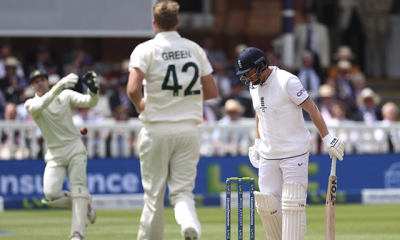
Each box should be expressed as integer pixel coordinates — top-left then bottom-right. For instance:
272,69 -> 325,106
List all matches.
127,1 -> 218,240
235,47 -> 345,240
24,69 -> 99,240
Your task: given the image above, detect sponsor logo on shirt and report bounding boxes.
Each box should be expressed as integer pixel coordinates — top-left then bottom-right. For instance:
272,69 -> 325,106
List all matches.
297,88 -> 307,97
260,97 -> 267,112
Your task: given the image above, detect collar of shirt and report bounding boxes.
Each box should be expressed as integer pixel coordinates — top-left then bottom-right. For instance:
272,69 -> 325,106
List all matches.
155,31 -> 181,40
260,66 -> 277,87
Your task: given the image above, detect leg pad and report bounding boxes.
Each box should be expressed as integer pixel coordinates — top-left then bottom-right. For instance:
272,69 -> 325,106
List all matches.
254,191 -> 282,240
70,185 -> 90,238
282,182 -> 307,240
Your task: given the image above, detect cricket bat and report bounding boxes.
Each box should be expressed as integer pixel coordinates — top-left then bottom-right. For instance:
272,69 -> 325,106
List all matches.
325,156 -> 337,240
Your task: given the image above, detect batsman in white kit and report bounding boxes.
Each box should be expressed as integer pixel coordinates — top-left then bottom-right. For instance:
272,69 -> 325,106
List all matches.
126,1 -> 218,239
24,69 -> 98,240
235,47 -> 345,240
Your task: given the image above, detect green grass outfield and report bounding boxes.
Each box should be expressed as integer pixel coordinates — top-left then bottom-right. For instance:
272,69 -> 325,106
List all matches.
1,204 -> 400,239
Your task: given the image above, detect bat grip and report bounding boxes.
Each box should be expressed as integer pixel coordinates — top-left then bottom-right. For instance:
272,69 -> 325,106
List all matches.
330,157 -> 337,176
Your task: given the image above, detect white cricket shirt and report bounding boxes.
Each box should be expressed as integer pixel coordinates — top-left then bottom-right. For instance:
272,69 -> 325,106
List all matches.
25,90 -> 98,149
129,31 -> 213,124
251,66 -> 310,159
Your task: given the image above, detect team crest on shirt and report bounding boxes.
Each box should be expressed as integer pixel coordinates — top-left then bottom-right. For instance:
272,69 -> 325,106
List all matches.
260,97 -> 267,112
55,98 -> 63,105
297,88 -> 307,97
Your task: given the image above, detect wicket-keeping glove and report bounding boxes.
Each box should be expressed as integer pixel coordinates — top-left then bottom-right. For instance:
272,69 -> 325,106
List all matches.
82,71 -> 99,93
248,139 -> 261,168
52,73 -> 78,95
323,134 -> 345,160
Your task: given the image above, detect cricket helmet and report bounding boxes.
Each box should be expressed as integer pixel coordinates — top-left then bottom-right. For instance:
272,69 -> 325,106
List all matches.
236,47 -> 269,75
235,47 -> 269,88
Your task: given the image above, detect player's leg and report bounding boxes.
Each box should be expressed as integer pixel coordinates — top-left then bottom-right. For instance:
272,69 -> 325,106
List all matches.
281,153 -> 309,240
68,152 -> 91,239
87,195 -> 96,224
42,160 -> 71,208
256,159 -> 283,239
254,192 -> 282,240
137,126 -> 169,240
168,126 -> 201,239
67,141 -> 96,224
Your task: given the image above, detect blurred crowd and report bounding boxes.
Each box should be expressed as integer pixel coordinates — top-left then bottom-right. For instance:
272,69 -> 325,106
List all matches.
0,3 -> 399,158
0,43 -> 138,122
0,43 -> 140,159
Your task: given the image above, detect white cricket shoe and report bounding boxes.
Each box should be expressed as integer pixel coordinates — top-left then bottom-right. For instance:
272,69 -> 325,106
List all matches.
71,232 -> 82,240
182,227 -> 198,240
87,202 -> 96,224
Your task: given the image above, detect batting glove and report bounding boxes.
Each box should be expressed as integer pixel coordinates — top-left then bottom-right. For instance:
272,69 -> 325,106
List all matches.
323,134 -> 345,160
52,73 -> 78,95
82,71 -> 99,93
248,138 -> 262,168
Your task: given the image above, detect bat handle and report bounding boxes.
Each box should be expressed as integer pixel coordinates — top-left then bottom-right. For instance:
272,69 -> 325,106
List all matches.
330,157 -> 337,176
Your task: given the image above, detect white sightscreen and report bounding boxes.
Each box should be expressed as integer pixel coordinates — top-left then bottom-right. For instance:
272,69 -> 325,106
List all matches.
0,0 -> 157,37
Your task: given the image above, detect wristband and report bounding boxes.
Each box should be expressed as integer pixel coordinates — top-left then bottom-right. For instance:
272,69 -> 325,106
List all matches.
322,133 -> 332,146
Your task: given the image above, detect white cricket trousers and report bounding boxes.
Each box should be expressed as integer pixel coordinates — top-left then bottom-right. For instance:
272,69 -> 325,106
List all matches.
258,152 -> 309,199
43,140 -> 90,237
137,121 -> 201,240
43,140 -> 88,201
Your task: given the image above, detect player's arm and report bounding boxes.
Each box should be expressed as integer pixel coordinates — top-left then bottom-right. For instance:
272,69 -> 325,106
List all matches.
24,91 -> 57,118
248,113 -> 261,168
127,67 -> 145,113
25,73 -> 78,118
201,73 -> 218,101
255,113 -> 261,139
301,98 -> 329,138
301,98 -> 345,160
286,77 -> 329,138
198,45 -> 217,101
69,90 -> 99,108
